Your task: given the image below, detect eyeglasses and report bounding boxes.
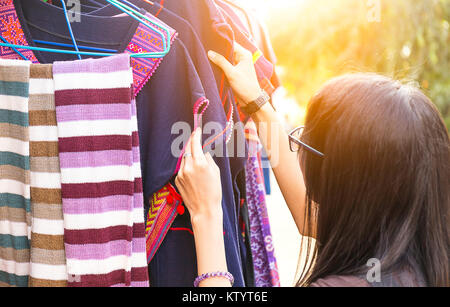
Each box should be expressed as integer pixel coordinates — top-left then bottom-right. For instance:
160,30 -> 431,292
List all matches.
288,126 -> 325,157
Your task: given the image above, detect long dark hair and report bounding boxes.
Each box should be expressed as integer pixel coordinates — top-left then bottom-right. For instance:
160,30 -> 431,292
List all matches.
297,73 -> 449,287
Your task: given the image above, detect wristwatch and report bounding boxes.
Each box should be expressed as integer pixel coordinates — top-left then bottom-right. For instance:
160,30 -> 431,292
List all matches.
241,90 -> 270,115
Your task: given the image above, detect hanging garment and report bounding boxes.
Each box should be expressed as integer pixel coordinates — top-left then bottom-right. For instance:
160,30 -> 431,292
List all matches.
144,96 -> 209,265
53,54 -> 148,287
215,0 -> 279,196
140,43 -> 245,286
215,1 -> 280,284
92,0 -> 250,287
215,0 -> 275,97
215,0 -> 281,90
158,0 -> 251,284
12,0 -> 178,96
160,0 -> 246,147
245,120 -> 280,287
94,0 -> 226,138
0,59 -> 31,287
28,64 -> 67,287
129,93 -> 148,287
235,170 -> 256,287
6,0 -> 246,287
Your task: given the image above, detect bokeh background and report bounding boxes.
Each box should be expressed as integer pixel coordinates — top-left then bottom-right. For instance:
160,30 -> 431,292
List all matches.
241,0 -> 449,286
247,0 -> 449,128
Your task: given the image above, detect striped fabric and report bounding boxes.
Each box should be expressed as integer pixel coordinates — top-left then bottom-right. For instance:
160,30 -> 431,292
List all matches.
53,54 -> 149,287
129,96 -> 149,287
28,64 -> 67,287
0,59 -> 31,287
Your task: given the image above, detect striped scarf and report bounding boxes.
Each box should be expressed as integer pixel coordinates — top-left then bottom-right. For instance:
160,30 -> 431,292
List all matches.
53,54 -> 148,287
28,64 -> 67,287
0,59 -> 31,287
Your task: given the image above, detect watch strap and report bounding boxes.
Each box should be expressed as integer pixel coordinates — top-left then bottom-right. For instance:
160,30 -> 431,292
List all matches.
242,90 -> 270,115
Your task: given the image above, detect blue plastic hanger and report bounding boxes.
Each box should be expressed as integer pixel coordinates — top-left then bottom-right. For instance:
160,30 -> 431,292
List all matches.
0,0 -> 171,59
33,40 -> 118,54
33,0 -> 142,53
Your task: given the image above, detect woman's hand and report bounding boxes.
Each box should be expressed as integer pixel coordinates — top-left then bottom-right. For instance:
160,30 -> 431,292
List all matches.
210,43 -> 311,238
176,129 -> 230,287
175,128 -> 223,224
208,43 -> 262,105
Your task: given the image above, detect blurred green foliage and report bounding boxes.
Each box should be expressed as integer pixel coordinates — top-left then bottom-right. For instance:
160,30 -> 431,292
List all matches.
267,0 -> 450,128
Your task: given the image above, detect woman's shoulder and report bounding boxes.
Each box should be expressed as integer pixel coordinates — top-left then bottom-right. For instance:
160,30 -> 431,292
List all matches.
309,275 -> 370,287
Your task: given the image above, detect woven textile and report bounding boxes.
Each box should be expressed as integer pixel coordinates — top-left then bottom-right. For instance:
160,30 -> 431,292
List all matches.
245,120 -> 280,287
0,0 -> 38,62
28,64 -> 67,287
145,183 -> 182,264
53,54 -> 148,287
0,59 -> 31,287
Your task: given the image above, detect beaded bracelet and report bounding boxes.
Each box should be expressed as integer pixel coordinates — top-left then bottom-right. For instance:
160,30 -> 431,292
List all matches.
194,271 -> 234,287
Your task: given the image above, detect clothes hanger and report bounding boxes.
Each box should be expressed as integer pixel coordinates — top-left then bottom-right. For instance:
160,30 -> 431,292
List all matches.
32,0 -> 130,54
0,0 -> 171,59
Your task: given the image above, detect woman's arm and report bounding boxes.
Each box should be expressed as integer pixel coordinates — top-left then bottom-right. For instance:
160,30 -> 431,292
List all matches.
208,44 -> 313,238
175,128 -> 231,287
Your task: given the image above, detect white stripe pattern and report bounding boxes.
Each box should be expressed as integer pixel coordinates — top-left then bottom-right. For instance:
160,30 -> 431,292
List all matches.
0,179 -> 31,198
28,263 -> 67,280
60,165 -> 134,184
0,137 -> 29,156
0,95 -> 28,113
67,254 -> 144,276
29,126 -> 59,142
63,210 -> 134,230
29,78 -> 54,94
0,221 -> 29,237
0,259 -> 30,276
29,218 -> 65,236
29,172 -> 61,189
53,69 -> 133,91
56,120 -> 132,138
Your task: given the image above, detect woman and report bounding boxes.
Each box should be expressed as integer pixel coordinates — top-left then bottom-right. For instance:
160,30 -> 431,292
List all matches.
174,43 -> 450,287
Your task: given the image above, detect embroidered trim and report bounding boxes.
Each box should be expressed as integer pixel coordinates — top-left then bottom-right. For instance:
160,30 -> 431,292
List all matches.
126,13 -> 178,97
145,183 -> 182,264
174,97 -> 209,174
0,0 -> 39,62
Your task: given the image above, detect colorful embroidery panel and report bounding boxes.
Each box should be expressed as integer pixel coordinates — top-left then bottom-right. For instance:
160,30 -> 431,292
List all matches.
126,12 -> 178,97
0,0 -> 38,63
145,183 -> 183,264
